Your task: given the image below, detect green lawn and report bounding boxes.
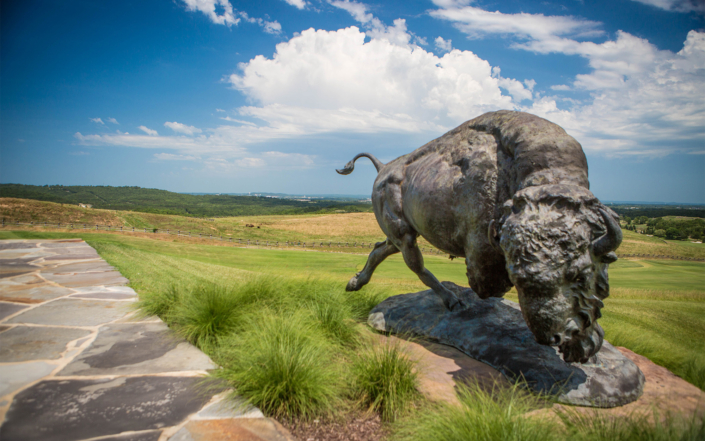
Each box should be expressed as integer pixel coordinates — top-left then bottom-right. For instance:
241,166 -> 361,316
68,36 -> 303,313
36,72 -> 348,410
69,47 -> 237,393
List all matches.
3,229 -> 704,438
2,229 -> 704,392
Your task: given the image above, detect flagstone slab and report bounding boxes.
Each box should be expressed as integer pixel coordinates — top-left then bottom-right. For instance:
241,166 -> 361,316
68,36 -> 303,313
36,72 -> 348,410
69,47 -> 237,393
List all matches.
0,376 -> 212,441
43,254 -> 102,261
0,362 -> 57,397
41,261 -> 115,274
70,292 -> 136,300
0,258 -> 39,278
6,299 -> 129,327
0,326 -> 92,362
60,322 -> 216,376
196,397 -> 264,419
41,270 -> 128,287
41,241 -> 88,248
93,430 -> 162,441
0,243 -> 38,251
169,419 -> 296,441
1,273 -> 44,285
0,284 -> 74,304
0,302 -> 30,321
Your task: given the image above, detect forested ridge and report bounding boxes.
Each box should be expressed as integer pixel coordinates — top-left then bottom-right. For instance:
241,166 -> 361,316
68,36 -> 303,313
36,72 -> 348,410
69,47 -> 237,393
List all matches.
0,184 -> 372,217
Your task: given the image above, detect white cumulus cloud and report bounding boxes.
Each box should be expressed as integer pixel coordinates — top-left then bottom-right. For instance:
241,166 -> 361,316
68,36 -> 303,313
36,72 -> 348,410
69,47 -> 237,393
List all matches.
435,36 -> 453,52
430,2 -> 705,156
90,118 -> 105,125
164,121 -> 203,135
229,26 -> 529,133
138,126 -> 159,136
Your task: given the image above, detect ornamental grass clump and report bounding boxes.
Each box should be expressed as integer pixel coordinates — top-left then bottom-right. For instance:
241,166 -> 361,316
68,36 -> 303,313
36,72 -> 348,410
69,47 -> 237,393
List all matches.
351,341 -> 420,422
394,380 -> 555,441
135,284 -> 182,321
558,407 -> 705,441
214,310 -> 342,420
170,283 -> 242,351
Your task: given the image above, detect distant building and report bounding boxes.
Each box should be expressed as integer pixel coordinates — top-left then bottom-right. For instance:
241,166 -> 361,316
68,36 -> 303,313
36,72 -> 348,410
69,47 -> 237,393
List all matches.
79,203 -> 92,208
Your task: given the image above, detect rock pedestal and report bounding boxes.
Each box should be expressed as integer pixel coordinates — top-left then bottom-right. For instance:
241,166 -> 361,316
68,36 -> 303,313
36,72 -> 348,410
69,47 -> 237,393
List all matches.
368,282 -> 644,408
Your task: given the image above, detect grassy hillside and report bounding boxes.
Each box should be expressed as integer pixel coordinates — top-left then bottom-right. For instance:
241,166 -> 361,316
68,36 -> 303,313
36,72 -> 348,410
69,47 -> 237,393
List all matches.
0,184 -> 372,217
3,197 -> 704,260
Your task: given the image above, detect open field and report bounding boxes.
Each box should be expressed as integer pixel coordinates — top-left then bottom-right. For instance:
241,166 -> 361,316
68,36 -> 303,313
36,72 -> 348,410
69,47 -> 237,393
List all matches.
3,197 -> 705,260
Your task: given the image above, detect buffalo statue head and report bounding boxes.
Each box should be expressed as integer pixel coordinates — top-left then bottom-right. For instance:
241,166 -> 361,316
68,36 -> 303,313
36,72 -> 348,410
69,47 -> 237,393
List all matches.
498,185 -> 622,363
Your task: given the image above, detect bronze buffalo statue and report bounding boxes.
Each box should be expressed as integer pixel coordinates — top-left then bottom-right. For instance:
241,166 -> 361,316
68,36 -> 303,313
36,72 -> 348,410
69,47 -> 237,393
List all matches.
337,110 -> 622,363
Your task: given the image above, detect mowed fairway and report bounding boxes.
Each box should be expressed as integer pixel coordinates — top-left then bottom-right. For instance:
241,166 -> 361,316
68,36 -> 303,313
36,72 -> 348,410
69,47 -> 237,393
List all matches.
1,229 -> 703,390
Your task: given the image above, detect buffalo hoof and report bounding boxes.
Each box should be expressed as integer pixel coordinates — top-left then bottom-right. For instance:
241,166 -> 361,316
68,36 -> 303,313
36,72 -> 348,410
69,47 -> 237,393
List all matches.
346,274 -> 363,291
445,295 -> 467,312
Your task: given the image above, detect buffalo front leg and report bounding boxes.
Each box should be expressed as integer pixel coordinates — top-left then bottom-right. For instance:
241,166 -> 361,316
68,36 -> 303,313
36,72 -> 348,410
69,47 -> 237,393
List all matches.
399,233 -> 464,311
346,240 -> 400,291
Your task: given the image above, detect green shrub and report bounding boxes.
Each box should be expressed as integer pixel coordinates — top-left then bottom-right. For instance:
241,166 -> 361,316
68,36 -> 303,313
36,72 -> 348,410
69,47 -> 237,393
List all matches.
214,310 -> 342,420
393,381 -> 555,441
350,341 -> 420,422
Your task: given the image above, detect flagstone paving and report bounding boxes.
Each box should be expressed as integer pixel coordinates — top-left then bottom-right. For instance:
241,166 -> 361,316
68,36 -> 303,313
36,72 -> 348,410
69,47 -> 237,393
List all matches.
0,239 -> 296,441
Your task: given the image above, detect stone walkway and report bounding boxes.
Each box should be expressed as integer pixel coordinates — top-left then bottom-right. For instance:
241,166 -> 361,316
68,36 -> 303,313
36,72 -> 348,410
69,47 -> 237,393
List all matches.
0,239 -> 295,441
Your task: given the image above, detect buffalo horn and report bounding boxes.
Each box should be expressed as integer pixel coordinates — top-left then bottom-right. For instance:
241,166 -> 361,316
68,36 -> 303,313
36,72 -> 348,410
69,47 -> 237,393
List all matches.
592,209 -> 622,257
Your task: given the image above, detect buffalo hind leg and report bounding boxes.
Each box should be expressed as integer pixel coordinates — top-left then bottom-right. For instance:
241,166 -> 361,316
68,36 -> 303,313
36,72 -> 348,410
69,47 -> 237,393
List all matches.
346,240 -> 400,291
400,233 -> 464,311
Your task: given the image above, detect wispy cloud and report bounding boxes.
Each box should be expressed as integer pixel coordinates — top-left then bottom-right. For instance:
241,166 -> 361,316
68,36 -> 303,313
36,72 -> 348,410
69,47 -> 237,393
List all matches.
238,11 -> 281,34
164,121 -> 202,135
220,116 -> 257,126
154,153 -> 201,161
630,0 -> 704,13
282,0 -> 307,9
90,117 -> 105,125
180,0 -> 282,34
181,0 -> 239,26
328,0 -> 427,47
430,3 -> 604,41
138,126 -> 158,136
106,117 -> 119,124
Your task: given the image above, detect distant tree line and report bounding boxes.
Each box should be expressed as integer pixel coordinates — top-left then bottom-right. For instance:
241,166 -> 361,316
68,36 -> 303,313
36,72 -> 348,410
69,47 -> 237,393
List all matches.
622,215 -> 705,241
0,184 -> 373,217
611,206 -> 705,219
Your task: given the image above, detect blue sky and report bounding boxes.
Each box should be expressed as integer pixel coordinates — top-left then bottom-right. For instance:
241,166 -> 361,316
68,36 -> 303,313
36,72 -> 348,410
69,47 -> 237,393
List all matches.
1,0 -> 703,203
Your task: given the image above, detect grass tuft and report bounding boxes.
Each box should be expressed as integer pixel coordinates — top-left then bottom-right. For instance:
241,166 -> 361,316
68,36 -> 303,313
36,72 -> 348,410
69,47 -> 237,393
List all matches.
394,380 -> 555,441
214,310 -> 341,420
558,407 -> 705,441
135,284 -> 181,320
350,341 -> 420,422
171,283 -> 242,350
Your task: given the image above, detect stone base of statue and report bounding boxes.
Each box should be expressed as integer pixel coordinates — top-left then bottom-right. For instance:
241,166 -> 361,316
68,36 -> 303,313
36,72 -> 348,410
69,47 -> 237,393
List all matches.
368,282 -> 644,408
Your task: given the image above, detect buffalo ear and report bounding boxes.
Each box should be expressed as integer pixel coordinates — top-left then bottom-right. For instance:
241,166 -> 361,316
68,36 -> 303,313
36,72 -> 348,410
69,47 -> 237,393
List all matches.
601,251 -> 618,264
488,219 -> 501,251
